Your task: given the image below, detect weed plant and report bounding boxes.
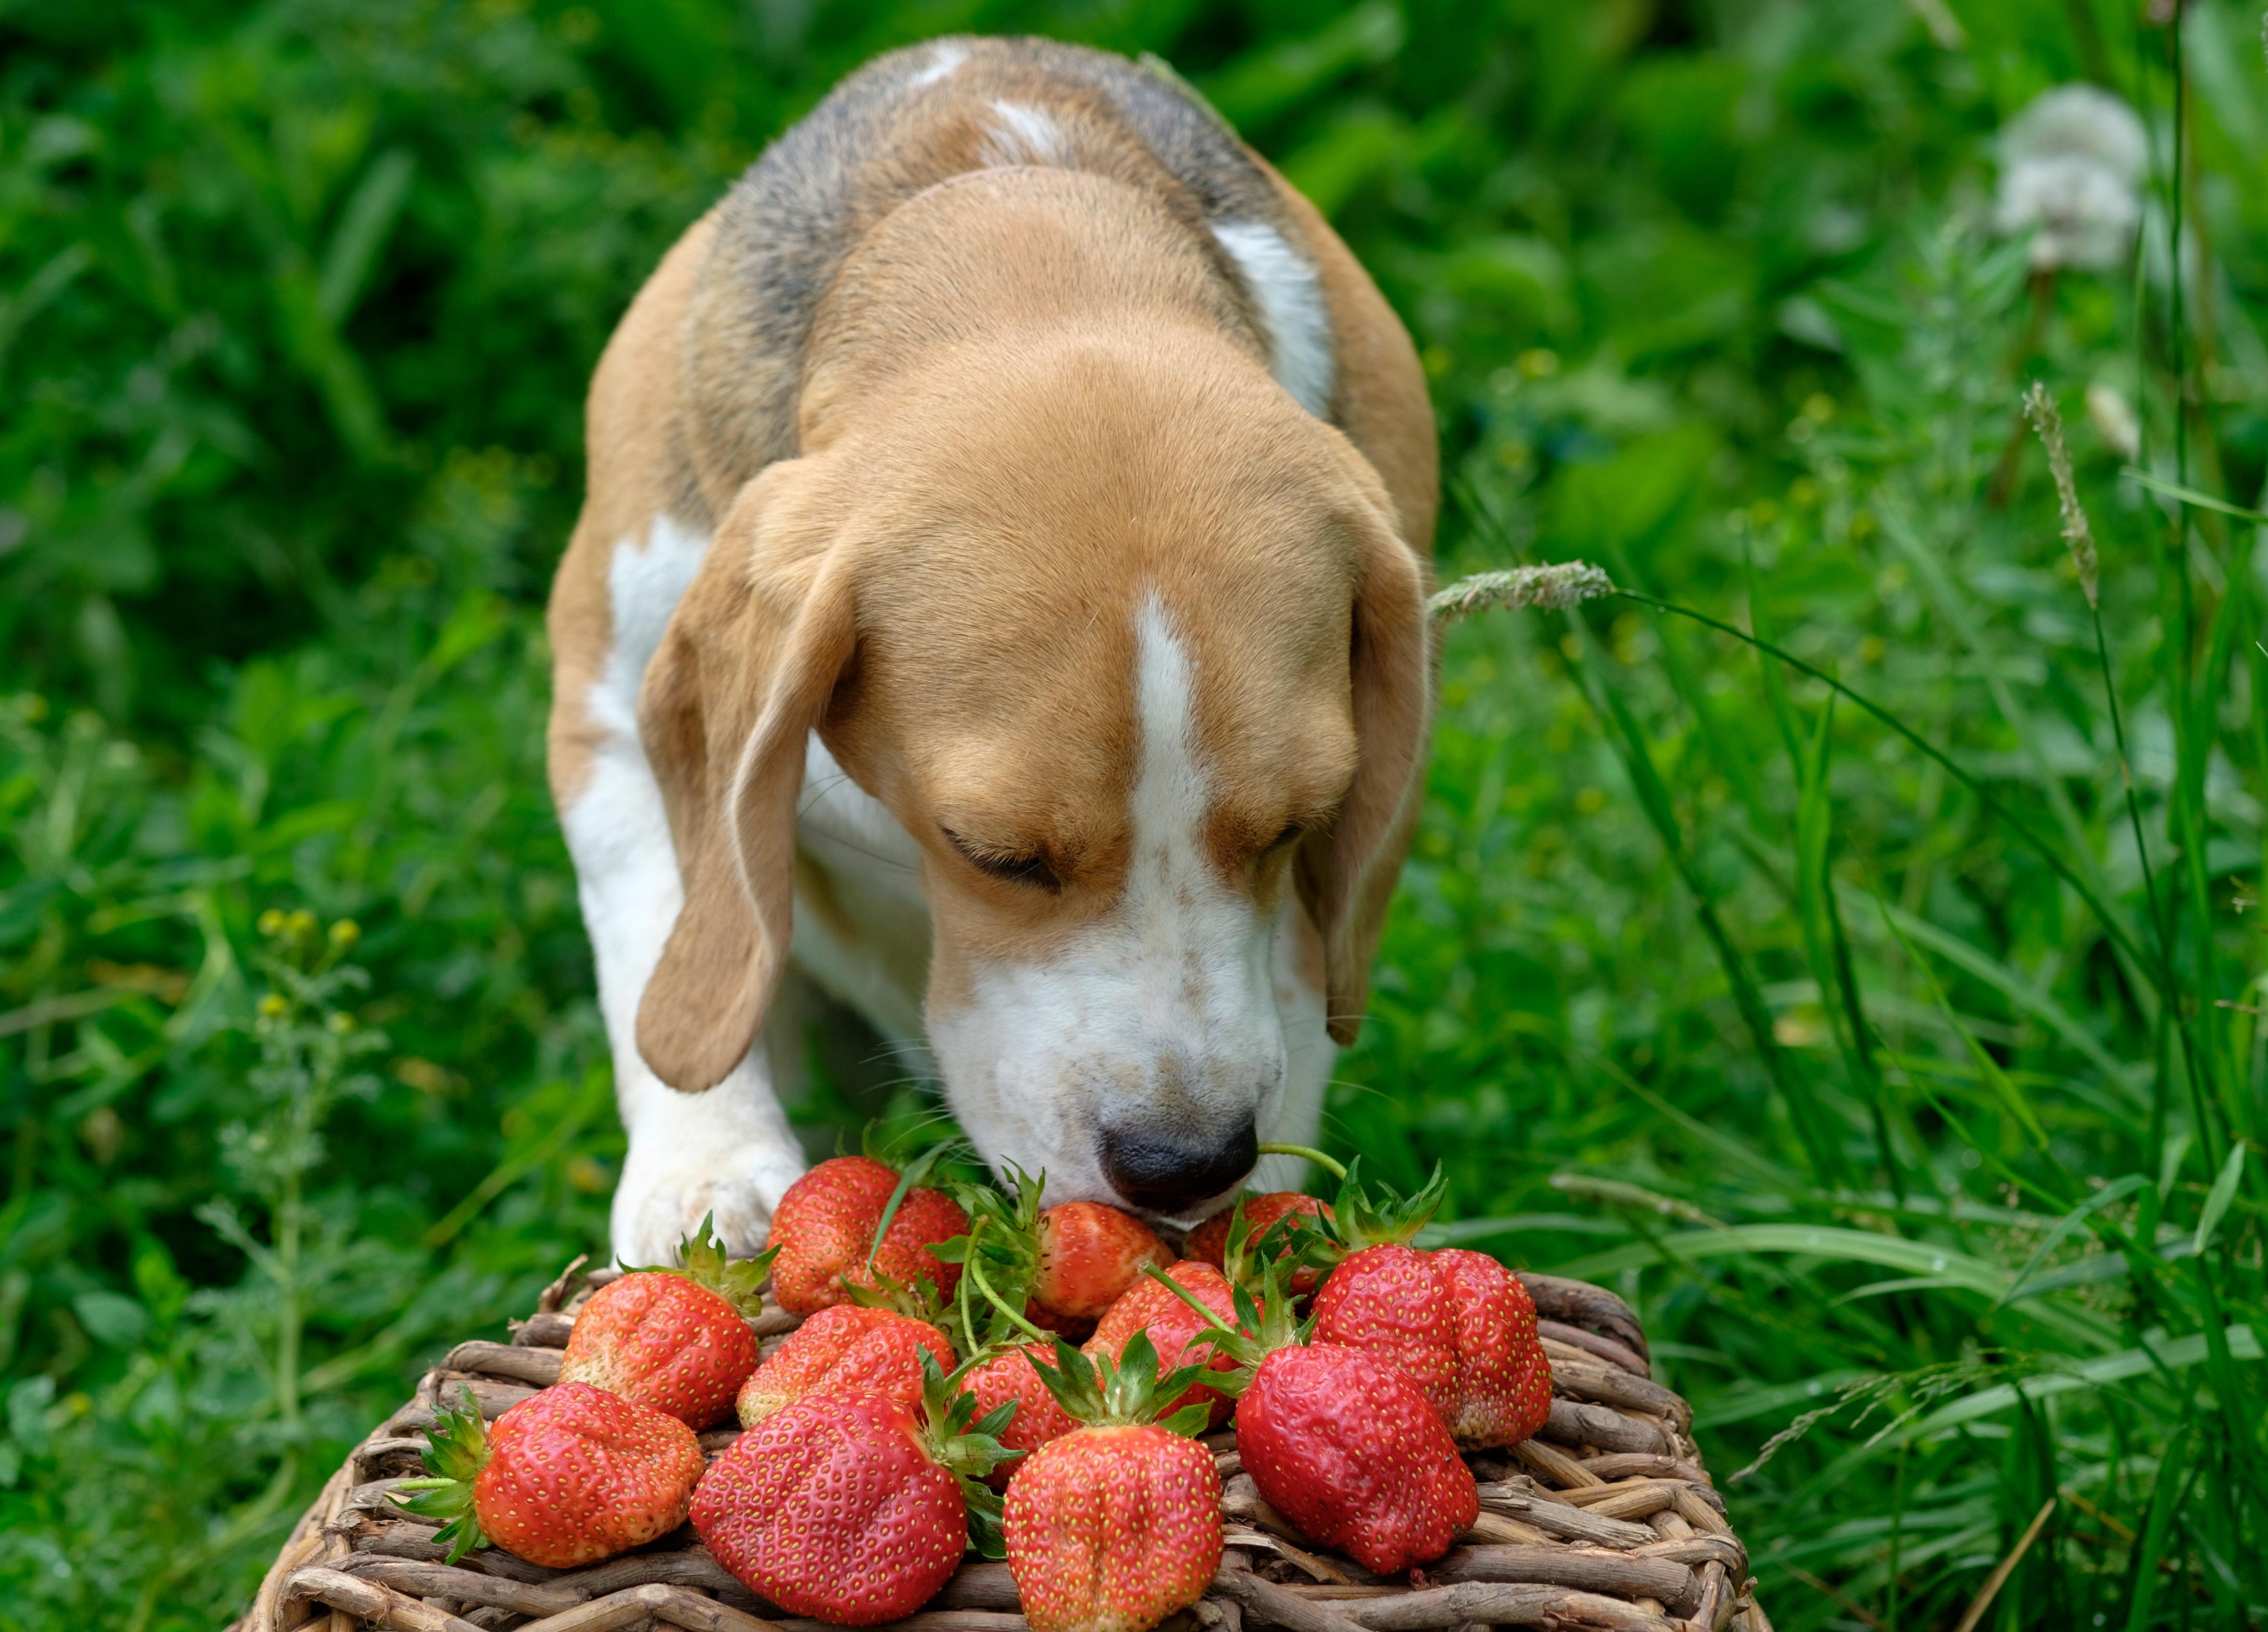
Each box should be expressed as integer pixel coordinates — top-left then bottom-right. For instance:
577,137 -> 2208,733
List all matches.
3,1 -> 2265,1627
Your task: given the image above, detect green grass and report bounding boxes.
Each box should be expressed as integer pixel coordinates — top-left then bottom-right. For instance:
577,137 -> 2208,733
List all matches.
4,0 -> 2266,1626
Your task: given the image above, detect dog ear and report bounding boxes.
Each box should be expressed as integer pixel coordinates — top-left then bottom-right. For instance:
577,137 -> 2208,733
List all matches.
1298,497 -> 1433,1048
634,461 -> 854,1092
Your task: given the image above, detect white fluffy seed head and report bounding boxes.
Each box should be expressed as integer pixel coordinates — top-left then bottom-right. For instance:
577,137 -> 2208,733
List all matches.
1993,84 -> 2147,274
1428,563 -> 1617,624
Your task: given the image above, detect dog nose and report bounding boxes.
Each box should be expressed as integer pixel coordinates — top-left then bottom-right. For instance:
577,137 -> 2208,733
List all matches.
1099,1118 -> 1258,1214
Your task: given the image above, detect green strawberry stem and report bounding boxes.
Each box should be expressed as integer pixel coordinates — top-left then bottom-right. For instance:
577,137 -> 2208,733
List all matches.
386,1386 -> 492,1562
935,1165 -> 1045,1355
1135,1259 -> 1308,1397
1256,1143 -> 1347,1181
865,1139 -> 954,1277
962,1218 -> 1052,1344
1140,1264 -> 1241,1341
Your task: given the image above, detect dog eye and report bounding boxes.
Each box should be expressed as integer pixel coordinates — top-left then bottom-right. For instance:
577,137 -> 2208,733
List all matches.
943,829 -> 1062,892
975,852 -> 1061,890
1265,822 -> 1304,853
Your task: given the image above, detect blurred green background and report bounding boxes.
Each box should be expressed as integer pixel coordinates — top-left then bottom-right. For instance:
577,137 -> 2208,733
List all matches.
4,0 -> 2266,1626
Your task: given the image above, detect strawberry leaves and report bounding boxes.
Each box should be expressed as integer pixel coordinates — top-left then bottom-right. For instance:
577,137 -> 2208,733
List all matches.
1258,1158 -> 1448,1282
929,1167 -> 1047,1355
1026,1329 -> 1214,1438
388,1385 -> 492,1562
628,1212 -> 776,1316
916,1349 -> 1021,1560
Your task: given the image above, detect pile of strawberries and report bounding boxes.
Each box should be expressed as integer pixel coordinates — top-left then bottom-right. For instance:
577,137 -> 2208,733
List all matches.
393,1143 -> 1553,1632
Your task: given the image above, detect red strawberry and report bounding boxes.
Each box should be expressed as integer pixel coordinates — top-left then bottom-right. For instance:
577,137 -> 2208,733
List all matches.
737,1303 -> 955,1427
1311,1247 -> 1550,1448
559,1216 -> 764,1427
1004,1335 -> 1223,1632
1029,1201 -> 1173,1326
1237,1344 -> 1477,1574
1146,1259 -> 1478,1576
693,1358 -> 1016,1625
390,1382 -> 704,1569
1084,1262 -> 1246,1427
958,1343 -> 1082,1485
767,1154 -> 970,1316
1183,1192 -> 1334,1295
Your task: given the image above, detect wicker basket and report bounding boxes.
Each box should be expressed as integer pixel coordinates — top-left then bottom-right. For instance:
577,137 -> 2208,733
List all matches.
238,1262 -> 1771,1632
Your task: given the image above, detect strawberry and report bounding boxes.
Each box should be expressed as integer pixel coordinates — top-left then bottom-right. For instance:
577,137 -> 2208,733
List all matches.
1149,1258 -> 1478,1576
1029,1201 -> 1173,1327
1236,1342 -> 1477,1574
1083,1261 -> 1247,1427
693,1353 -> 1017,1624
559,1214 -> 765,1427
1310,1243 -> 1550,1447
767,1153 -> 970,1316
737,1303 -> 955,1427
1005,1334 -> 1222,1632
1281,1158 -> 1550,1448
1183,1192 -> 1333,1295
957,1342 -> 1082,1485
390,1382 -> 704,1569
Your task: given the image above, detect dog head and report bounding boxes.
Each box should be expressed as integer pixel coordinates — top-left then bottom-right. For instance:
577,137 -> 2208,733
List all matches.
636,253 -> 1429,1223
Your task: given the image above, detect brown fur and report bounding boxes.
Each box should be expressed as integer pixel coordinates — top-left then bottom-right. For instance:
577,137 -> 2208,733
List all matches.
547,39 -> 1436,1094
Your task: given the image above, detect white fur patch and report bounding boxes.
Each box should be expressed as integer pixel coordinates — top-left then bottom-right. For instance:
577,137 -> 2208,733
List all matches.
591,514 -> 706,743
926,593 -> 1323,1222
907,41 -> 966,89
980,99 -> 1075,169
1127,594 -> 1211,901
561,518 -> 806,1266
1210,220 -> 1334,418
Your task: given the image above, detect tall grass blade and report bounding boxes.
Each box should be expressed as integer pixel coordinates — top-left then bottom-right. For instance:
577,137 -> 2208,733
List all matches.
1997,1174 -> 2148,1309
2192,1144 -> 2244,1257
1878,893 -> 2054,1155
2121,468 -> 2268,525
1616,591 -> 2158,984
1567,627 -> 1849,1186
1868,897 -> 2134,1093
1792,696 -> 1899,1192
2122,1425 -> 2190,1632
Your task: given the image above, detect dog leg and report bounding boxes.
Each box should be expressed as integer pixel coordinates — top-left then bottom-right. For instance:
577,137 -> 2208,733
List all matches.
561,519 -> 808,1265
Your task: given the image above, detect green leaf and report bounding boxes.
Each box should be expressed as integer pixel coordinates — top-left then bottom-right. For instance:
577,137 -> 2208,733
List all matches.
71,1290 -> 150,1348
2193,1144 -> 2246,1258
1877,902 -> 2050,1151
963,1479 -> 1008,1560
1156,1401 -> 1215,1439
317,147 -> 415,324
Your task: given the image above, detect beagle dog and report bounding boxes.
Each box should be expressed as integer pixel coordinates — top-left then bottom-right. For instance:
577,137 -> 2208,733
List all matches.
546,36 -> 1437,1266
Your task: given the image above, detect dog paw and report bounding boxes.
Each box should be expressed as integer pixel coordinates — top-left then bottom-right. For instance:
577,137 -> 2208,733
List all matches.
609,1143 -> 803,1267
